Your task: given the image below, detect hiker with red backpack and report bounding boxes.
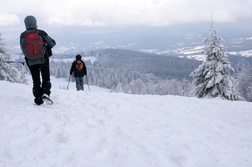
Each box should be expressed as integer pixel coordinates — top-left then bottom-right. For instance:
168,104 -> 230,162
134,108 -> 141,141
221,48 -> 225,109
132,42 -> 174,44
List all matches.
20,15 -> 56,105
70,55 -> 87,91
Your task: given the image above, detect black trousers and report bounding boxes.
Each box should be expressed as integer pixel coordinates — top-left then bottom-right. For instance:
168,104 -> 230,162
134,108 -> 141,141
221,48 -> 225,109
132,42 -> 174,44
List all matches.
28,58 -> 51,98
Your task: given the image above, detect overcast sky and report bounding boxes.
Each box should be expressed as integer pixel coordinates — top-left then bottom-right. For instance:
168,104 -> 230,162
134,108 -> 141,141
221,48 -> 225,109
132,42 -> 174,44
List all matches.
1,0 -> 252,40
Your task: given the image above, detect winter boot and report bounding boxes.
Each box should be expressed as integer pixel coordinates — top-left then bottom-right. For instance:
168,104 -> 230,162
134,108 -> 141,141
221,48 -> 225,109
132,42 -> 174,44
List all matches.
42,94 -> 53,105
34,97 -> 43,105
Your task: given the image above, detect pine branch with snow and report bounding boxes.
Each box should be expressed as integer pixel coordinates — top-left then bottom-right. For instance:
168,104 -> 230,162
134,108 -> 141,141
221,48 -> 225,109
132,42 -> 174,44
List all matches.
0,33 -> 27,83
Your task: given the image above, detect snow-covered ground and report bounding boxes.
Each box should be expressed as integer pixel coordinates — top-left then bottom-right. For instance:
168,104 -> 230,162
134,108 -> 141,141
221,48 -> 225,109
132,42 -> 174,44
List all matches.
0,76 -> 252,167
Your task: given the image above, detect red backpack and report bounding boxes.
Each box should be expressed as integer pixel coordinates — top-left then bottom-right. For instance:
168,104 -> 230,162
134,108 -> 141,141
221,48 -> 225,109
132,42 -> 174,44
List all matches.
76,60 -> 84,72
22,30 -> 45,61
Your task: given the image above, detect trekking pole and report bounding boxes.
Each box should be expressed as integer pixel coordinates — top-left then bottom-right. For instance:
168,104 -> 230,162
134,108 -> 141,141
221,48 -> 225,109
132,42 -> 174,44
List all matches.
67,75 -> 72,90
85,75 -> 90,92
6,61 -> 25,65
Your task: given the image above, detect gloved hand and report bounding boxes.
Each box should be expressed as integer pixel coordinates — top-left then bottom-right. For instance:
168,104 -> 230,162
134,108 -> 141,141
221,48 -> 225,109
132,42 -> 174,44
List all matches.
46,46 -> 52,57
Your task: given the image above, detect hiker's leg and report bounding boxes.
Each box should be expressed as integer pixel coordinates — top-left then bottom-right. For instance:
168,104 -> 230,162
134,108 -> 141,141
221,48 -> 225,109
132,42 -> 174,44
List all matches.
75,77 -> 81,91
28,64 -> 43,104
29,64 -> 42,98
80,77 -> 84,90
41,58 -> 51,96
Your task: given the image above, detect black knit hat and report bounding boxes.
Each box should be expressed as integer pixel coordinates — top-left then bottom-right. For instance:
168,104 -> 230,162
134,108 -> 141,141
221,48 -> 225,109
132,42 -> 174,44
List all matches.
24,15 -> 37,29
76,54 -> 82,60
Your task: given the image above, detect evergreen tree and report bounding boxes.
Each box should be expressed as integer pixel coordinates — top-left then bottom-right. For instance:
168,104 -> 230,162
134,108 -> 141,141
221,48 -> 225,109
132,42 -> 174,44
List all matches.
237,65 -> 252,102
0,33 -> 6,54
0,33 -> 26,83
190,21 -> 242,100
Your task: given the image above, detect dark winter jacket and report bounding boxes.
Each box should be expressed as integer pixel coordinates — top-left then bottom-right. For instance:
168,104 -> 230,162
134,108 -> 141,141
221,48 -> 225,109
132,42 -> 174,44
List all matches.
70,60 -> 87,77
20,28 -> 56,66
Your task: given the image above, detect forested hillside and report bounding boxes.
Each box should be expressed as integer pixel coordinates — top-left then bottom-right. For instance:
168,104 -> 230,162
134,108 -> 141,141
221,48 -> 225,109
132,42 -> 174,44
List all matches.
49,49 -> 201,96
8,47 -> 251,99
94,49 -> 201,80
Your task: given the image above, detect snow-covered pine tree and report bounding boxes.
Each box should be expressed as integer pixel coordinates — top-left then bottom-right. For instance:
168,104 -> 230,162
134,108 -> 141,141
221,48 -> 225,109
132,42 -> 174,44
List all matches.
0,33 -> 26,83
190,20 -> 242,101
237,65 -> 252,102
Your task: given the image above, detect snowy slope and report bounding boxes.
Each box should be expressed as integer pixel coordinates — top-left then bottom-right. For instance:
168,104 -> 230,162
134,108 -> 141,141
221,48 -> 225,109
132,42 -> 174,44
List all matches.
0,78 -> 252,167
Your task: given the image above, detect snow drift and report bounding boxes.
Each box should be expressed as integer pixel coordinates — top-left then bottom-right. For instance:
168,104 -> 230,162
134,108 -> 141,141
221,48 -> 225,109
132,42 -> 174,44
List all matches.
0,79 -> 252,167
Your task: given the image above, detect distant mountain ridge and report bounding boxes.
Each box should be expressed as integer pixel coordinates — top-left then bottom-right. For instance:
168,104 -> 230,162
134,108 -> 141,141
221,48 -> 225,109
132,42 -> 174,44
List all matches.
5,25 -> 252,62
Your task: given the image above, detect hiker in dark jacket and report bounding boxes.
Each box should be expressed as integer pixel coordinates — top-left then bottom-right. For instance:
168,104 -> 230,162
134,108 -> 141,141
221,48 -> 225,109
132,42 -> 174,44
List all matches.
20,15 -> 56,105
70,54 -> 87,91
